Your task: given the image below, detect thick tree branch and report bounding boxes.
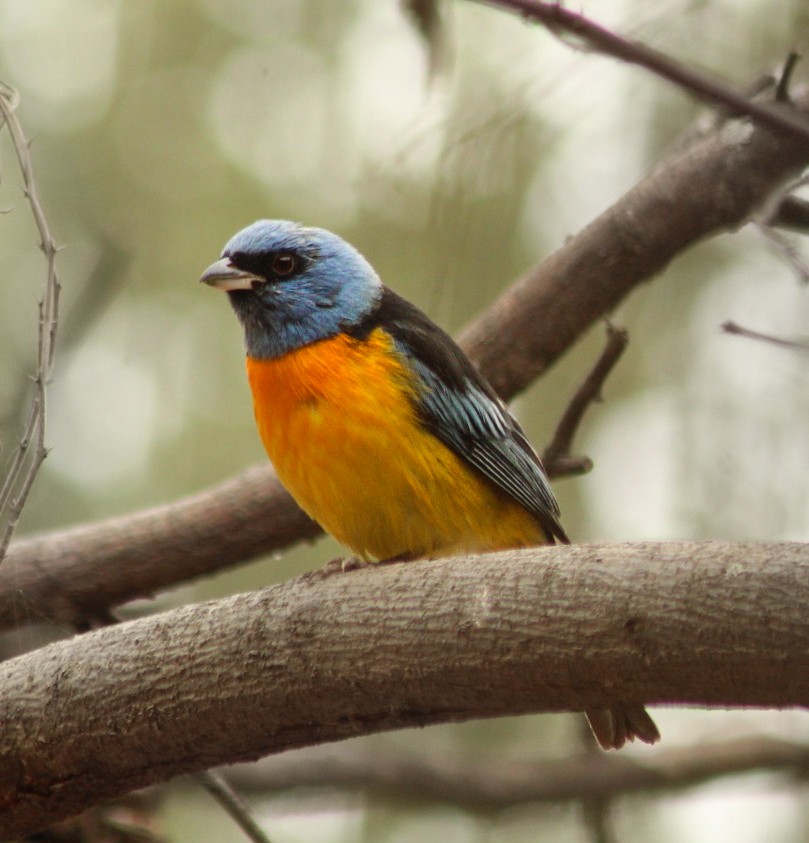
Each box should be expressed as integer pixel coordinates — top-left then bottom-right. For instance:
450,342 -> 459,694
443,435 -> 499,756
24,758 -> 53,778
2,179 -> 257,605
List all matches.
459,85 -> 809,397
0,467 -> 318,631
4,88 -> 809,627
1,541 -> 807,837
226,736 -> 809,810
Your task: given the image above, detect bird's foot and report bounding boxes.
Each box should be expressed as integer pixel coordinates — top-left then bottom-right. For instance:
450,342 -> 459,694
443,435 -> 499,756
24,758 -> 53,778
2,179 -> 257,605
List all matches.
321,556 -> 368,576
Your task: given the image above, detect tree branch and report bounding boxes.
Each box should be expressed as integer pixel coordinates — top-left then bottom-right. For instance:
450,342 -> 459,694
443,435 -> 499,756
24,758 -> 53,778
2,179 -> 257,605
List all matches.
473,1 -> 809,145
722,320 -> 809,352
0,83 -> 61,562
1,541 -> 808,837
0,467 -> 318,631
541,322 -> 628,477
195,770 -> 275,843
225,736 -> 809,811
4,85 -> 809,628
769,194 -> 809,232
458,85 -> 809,397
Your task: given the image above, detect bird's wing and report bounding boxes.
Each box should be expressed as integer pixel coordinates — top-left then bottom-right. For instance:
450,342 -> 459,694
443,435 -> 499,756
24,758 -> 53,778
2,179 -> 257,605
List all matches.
350,288 -> 568,544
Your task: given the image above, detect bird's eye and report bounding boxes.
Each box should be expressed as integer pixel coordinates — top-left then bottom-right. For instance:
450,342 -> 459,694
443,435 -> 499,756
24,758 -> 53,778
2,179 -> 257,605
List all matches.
272,253 -> 298,277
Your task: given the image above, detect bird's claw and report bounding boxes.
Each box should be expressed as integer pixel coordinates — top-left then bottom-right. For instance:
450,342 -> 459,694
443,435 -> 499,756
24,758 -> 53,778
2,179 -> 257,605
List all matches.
322,556 -> 367,575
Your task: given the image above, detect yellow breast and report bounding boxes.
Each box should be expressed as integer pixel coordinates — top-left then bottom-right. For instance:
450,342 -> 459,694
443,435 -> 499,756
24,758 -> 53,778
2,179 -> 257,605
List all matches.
246,329 -> 545,560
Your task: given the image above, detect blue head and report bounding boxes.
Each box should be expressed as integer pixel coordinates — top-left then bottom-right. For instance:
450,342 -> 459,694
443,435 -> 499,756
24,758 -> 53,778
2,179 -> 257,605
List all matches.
200,220 -> 383,359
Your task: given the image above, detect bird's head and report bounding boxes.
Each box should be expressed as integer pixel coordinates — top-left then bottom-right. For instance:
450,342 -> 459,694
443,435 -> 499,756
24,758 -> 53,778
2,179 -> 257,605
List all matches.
200,220 -> 383,359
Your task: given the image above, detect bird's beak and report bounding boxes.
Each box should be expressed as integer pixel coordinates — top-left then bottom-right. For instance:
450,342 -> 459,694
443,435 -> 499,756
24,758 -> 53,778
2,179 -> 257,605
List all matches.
199,258 -> 262,291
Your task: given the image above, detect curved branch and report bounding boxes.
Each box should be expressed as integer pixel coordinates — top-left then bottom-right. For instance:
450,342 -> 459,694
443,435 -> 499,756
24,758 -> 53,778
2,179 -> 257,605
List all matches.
1,541 -> 808,837
4,88 -> 809,627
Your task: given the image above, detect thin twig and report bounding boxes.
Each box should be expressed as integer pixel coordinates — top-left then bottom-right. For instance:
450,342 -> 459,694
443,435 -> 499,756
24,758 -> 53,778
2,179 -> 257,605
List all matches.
754,172 -> 809,284
722,320 -> 809,351
196,770 -> 276,843
0,82 -> 61,562
474,0 -> 809,145
756,224 -> 809,284
775,51 -> 802,103
543,322 -> 628,478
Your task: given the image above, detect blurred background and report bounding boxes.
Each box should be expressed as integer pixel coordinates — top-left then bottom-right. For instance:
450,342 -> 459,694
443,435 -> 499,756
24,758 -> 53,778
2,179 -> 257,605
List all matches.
2,0 -> 809,841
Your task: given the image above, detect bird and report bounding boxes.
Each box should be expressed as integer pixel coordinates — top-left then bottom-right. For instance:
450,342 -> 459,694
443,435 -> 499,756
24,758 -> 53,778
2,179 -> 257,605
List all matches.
200,219 -> 660,750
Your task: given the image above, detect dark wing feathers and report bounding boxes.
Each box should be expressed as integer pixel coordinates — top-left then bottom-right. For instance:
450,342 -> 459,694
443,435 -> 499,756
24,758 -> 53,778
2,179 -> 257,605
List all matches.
349,288 -> 568,544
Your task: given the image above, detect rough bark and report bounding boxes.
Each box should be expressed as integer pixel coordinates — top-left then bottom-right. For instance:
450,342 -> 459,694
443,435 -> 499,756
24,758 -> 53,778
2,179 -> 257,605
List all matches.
4,88 -> 809,626
459,99 -> 809,397
0,467 -> 317,630
1,541 -> 807,837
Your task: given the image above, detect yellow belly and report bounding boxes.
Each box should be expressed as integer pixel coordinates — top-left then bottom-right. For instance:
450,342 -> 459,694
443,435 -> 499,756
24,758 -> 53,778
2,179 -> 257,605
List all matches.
246,329 -> 545,560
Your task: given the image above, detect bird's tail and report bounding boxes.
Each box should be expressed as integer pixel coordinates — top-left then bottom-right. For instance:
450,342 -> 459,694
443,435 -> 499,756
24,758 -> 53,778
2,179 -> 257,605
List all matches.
585,705 -> 660,750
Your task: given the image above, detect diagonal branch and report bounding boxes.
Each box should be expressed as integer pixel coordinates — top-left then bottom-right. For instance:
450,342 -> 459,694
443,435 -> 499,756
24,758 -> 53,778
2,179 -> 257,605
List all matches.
1,540 -> 808,837
722,320 -> 809,352
0,466 -> 317,631
542,322 -> 628,477
195,770 -> 275,843
473,0 -> 809,145
458,84 -> 809,398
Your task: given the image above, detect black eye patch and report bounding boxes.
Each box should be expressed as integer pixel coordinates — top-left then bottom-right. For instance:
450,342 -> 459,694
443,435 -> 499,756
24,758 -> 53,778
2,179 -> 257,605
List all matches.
228,250 -> 307,281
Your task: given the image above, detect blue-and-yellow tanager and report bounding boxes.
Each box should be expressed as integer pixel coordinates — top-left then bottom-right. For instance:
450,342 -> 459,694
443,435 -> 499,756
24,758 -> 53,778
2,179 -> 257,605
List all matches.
200,219 -> 659,750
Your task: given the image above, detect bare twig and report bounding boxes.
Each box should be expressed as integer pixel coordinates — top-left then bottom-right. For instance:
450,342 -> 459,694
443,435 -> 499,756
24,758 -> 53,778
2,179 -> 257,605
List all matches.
0,83 -> 61,562
543,322 -> 628,478
195,770 -> 275,843
458,83 -> 809,397
755,173 -> 809,279
473,1 -> 809,145
775,51 -> 802,104
756,224 -> 809,284
722,320 -> 809,351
